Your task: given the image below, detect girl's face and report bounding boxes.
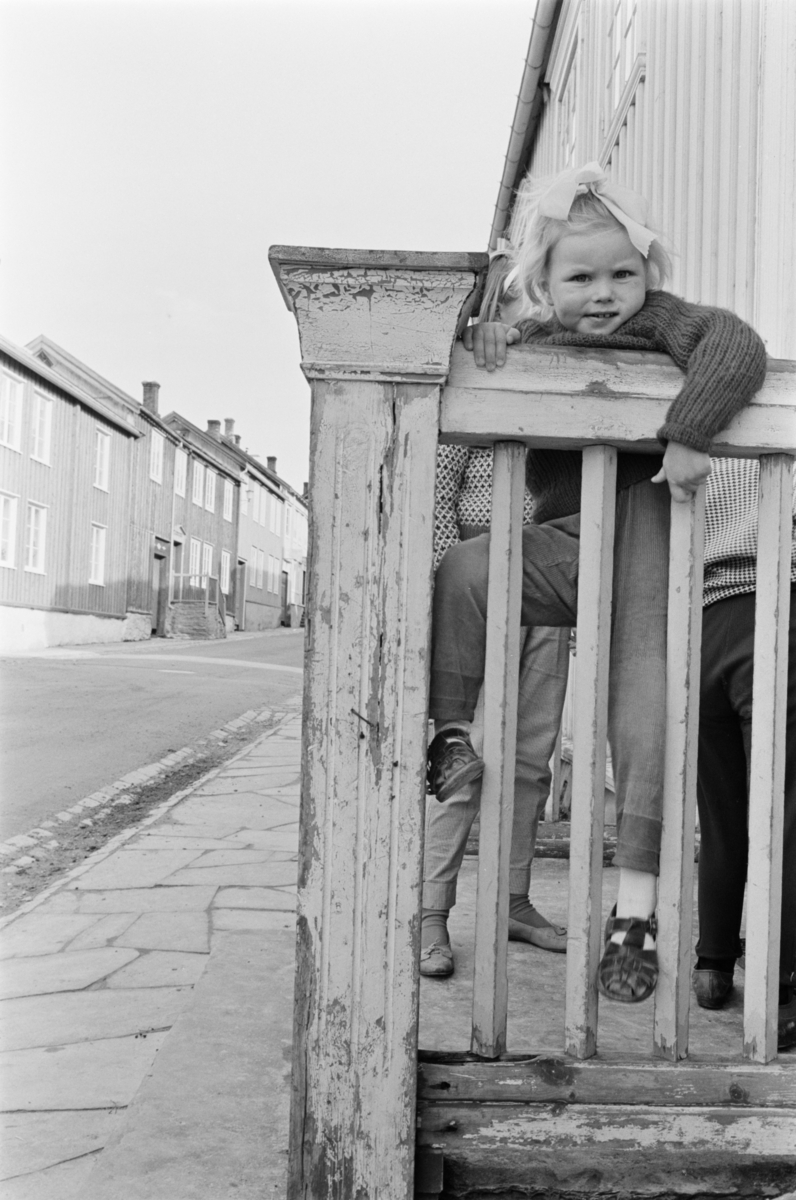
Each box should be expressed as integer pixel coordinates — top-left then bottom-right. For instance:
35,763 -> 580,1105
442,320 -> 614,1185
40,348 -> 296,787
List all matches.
540,226 -> 647,335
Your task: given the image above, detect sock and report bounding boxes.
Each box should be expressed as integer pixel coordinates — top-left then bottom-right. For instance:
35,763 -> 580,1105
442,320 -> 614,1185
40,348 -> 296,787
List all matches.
421,909 -> 450,949
612,868 -> 657,950
434,720 -> 471,738
509,894 -> 555,930
696,956 -> 735,974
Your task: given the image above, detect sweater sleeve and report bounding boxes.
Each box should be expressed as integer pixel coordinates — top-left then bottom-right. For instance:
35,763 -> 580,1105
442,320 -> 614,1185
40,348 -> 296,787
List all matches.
433,445 -> 468,570
639,292 -> 768,452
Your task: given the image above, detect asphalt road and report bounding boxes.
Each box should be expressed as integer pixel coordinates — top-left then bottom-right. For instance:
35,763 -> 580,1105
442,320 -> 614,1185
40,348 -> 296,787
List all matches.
0,629 -> 304,842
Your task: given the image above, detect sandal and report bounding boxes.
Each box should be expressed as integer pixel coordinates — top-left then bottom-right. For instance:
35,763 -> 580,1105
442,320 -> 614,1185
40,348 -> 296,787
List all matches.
597,911 -> 658,1004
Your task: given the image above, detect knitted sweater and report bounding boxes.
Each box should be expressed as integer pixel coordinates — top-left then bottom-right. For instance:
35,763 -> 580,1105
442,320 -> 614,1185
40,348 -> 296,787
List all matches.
516,289 -> 768,524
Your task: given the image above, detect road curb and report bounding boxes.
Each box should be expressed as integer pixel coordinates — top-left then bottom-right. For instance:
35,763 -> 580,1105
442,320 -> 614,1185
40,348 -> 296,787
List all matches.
0,701 -> 302,932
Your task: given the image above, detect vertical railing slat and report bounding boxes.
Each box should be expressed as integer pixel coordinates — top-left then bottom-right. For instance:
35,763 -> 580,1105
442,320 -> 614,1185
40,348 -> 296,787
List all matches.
565,445 -> 617,1059
744,453 -> 794,1063
654,487 -> 706,1060
471,441 -> 527,1058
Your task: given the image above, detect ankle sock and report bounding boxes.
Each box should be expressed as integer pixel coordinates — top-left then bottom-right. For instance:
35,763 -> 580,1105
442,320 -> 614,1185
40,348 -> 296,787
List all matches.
509,895 -> 552,929
421,909 -> 450,949
696,956 -> 736,975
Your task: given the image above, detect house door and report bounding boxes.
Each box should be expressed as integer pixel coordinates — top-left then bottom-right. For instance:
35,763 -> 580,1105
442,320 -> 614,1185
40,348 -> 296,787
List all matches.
281,570 -> 290,626
151,553 -> 167,635
235,561 -> 247,630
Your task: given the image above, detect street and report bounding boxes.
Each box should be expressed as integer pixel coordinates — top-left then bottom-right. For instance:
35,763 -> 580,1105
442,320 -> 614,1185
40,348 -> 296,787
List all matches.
0,629 -> 304,842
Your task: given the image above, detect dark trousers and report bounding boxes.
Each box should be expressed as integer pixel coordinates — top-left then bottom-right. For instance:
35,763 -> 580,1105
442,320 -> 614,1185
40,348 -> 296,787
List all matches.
696,586 -> 796,985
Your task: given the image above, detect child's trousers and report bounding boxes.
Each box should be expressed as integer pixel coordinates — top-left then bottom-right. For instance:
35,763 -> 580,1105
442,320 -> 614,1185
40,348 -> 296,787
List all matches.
696,587 -> 796,985
423,625 -> 570,911
429,479 -> 671,875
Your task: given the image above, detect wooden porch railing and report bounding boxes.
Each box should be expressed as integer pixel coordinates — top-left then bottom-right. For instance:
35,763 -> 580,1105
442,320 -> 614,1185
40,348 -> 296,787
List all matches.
270,247 -> 795,1200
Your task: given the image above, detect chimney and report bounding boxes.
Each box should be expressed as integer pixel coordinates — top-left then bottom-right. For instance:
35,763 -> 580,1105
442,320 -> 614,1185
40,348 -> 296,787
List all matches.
224,419 -> 235,437
142,382 -> 160,414
267,456 -> 277,473
207,420 -> 221,439
234,434 -> 242,446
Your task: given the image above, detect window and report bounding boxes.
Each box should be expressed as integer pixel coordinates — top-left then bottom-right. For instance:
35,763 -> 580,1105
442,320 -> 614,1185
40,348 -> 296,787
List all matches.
174,449 -> 187,497
94,429 -> 110,491
268,554 -> 280,593
220,549 -> 231,594
205,468 -> 216,512
202,542 -> 213,579
89,523 -> 106,584
0,492 -> 18,567
189,537 -> 202,584
24,502 -> 47,573
223,479 -> 233,522
255,547 -> 264,589
0,370 -> 23,451
284,505 -> 291,537
240,479 -> 249,516
31,391 -> 52,464
150,431 -> 164,483
192,461 -> 204,506
270,498 -> 282,536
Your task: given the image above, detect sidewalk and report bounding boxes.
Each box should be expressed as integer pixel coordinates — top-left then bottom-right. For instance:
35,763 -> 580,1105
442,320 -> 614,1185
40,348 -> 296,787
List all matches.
0,697 -> 303,1200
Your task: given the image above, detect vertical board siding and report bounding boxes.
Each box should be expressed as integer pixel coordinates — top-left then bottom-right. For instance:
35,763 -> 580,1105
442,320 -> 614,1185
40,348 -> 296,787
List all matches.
0,358 -> 133,617
535,0 -> 786,341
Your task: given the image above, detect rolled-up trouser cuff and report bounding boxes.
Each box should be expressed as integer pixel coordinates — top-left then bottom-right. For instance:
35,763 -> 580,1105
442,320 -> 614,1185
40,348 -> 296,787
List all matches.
612,813 -> 661,876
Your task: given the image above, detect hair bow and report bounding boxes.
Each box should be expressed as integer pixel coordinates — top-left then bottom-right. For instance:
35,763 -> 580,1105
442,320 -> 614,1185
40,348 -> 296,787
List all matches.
538,162 -> 656,257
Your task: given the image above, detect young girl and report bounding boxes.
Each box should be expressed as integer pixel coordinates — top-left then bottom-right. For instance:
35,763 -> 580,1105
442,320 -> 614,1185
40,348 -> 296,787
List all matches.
427,162 -> 767,1003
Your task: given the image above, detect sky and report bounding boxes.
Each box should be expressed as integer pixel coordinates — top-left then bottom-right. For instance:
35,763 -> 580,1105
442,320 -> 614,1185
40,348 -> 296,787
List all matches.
0,0 -> 535,493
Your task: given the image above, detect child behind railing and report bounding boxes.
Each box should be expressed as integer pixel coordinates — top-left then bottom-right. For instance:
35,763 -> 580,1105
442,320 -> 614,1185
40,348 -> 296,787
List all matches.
426,162 -> 767,1004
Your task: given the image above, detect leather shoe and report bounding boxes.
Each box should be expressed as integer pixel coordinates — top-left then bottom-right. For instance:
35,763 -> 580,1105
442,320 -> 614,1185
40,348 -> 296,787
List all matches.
693,968 -> 733,1009
508,917 -> 567,953
420,941 -> 454,978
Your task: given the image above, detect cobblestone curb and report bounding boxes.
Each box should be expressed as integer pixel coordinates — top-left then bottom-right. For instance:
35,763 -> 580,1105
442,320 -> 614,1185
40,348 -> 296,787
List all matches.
0,703 -> 290,874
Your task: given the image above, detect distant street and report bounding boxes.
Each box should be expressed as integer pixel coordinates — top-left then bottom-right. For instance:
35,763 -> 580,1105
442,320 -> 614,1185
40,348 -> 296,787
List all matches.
1,629 -> 304,842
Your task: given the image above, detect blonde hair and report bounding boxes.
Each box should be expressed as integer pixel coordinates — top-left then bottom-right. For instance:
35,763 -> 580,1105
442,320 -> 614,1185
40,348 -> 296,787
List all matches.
506,173 -> 673,322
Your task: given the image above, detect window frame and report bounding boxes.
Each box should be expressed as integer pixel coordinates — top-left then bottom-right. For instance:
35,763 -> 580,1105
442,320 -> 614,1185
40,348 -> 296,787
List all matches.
223,479 -> 233,522
192,460 -> 205,507
204,468 -> 216,512
149,430 -> 164,484
24,501 -> 47,574
202,541 -> 214,579
0,491 -> 19,568
89,522 -> 107,585
30,389 -> 53,465
220,549 -> 231,594
94,428 -> 111,492
0,369 -> 24,452
174,448 -> 187,498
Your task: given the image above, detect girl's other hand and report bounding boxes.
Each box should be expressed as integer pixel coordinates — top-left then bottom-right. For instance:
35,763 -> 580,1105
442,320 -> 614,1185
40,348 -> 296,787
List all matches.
462,322 -> 521,371
651,442 -> 712,503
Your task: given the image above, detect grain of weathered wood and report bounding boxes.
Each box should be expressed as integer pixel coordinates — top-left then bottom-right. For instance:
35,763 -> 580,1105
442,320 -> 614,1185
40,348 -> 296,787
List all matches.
654,487 -> 705,1061
417,1055 -> 796,1107
566,446 -> 617,1059
471,443 -> 526,1059
441,343 -> 796,456
277,252 -> 483,1200
744,454 -> 794,1063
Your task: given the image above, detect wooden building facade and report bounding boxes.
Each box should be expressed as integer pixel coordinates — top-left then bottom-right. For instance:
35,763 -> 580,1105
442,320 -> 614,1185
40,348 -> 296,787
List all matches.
0,336 -> 139,651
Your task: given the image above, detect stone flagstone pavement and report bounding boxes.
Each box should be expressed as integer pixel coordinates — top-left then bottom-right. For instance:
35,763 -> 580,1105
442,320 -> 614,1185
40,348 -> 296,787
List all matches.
0,700 -> 303,1200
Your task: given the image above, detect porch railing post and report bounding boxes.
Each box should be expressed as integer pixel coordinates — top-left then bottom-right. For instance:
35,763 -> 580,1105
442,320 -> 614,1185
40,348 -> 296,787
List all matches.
269,247 -> 485,1199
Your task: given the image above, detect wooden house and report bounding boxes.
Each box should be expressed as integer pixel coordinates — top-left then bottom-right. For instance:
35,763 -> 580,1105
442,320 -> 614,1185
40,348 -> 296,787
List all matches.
0,334 -> 139,652
270,1 -> 796,1196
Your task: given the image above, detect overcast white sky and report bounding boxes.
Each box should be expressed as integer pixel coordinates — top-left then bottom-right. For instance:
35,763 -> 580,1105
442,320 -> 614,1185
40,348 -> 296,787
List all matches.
1,0 -> 534,491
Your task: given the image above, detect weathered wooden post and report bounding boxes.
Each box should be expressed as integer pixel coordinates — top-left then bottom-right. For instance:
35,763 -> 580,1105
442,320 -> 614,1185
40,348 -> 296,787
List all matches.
269,248 -> 485,1199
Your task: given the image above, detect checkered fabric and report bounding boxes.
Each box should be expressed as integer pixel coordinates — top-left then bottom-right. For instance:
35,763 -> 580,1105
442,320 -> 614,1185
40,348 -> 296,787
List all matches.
703,457 -> 796,606
434,445 -> 536,570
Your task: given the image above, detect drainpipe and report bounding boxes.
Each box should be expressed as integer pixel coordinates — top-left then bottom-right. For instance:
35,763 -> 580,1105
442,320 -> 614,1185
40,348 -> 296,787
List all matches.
488,0 -> 561,250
